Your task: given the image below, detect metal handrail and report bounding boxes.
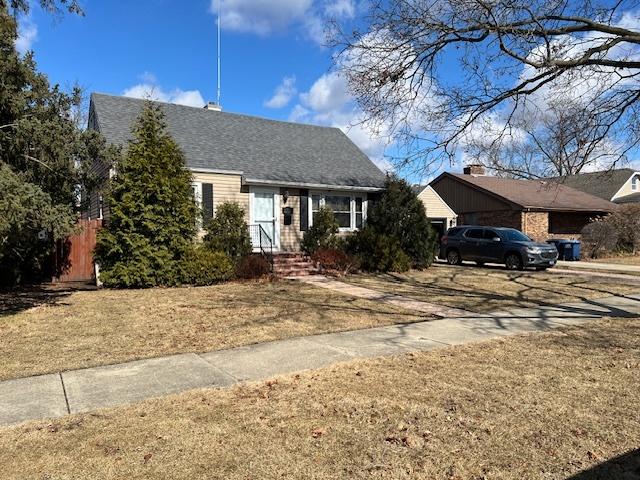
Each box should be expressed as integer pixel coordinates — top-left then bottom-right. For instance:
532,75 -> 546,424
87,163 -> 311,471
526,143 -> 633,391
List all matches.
249,224 -> 274,271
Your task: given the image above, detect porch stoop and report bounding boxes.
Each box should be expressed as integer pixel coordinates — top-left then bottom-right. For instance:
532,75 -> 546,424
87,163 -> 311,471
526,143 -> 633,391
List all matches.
272,252 -> 318,277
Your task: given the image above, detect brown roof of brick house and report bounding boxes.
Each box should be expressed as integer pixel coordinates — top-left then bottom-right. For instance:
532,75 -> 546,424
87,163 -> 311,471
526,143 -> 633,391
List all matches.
441,173 -> 618,212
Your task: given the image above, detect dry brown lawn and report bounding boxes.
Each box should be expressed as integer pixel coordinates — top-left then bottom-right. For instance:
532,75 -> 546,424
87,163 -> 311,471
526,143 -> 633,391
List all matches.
1,318 -> 638,479
0,280 -> 427,381
343,264 -> 639,313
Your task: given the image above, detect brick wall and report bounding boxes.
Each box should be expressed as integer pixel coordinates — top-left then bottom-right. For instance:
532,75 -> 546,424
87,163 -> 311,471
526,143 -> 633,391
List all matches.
522,212 -> 549,242
458,209 -> 599,241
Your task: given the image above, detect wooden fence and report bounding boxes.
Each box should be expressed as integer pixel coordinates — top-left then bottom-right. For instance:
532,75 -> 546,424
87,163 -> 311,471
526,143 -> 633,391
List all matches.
53,219 -> 102,283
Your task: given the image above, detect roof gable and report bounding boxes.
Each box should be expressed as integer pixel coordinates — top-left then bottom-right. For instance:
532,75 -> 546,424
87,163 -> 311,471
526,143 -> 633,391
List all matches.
90,93 -> 385,189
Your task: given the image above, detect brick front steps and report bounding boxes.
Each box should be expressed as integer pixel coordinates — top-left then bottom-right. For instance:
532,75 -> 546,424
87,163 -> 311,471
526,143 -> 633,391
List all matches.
272,252 -> 317,277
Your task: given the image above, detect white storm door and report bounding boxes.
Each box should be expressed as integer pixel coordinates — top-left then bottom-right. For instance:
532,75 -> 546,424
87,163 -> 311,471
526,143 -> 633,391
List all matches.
251,188 -> 280,250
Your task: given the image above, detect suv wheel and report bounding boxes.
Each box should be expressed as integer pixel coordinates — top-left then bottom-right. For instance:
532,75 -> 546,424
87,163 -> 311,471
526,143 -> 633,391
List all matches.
505,253 -> 523,271
447,249 -> 462,266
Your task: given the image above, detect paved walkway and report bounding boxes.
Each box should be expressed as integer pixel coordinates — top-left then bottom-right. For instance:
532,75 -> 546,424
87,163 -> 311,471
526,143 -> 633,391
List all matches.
557,260 -> 640,274
298,275 -> 471,317
2,289 -> 640,427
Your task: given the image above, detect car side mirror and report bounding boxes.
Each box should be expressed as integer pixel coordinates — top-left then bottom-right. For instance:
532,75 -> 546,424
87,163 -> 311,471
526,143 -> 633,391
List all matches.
492,237 -> 501,242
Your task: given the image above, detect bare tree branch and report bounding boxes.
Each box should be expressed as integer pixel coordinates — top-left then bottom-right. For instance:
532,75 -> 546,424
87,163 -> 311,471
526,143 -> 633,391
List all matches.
332,0 -> 640,177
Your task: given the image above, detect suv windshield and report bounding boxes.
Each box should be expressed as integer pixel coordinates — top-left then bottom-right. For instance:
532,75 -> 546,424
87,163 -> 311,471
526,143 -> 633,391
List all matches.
500,229 -> 531,242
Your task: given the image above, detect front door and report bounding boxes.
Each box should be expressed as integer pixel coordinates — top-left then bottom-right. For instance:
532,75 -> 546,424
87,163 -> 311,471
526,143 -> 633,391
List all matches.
251,188 -> 280,251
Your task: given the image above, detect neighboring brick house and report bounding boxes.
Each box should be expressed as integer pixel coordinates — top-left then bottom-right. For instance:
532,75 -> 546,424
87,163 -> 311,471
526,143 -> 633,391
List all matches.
430,166 -> 618,241
85,93 -> 385,253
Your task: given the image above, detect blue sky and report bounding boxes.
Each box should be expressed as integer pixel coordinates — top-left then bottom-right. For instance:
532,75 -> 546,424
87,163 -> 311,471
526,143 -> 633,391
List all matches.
17,0 -> 401,170
20,1 -> 638,180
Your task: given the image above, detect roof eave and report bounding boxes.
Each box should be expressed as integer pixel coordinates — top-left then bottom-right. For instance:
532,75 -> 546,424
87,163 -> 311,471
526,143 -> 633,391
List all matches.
243,177 -> 384,192
522,206 -> 616,213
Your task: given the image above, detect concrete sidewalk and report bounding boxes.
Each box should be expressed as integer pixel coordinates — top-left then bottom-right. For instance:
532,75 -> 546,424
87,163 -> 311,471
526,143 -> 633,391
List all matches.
557,260 -> 640,274
2,292 -> 640,427
549,267 -> 640,284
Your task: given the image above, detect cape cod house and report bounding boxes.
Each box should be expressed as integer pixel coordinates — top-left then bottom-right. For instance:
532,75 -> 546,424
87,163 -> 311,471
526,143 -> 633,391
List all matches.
85,93 -> 386,254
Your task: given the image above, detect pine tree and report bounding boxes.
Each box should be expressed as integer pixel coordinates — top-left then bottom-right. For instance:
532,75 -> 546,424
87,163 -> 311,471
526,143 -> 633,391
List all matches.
0,3 -> 110,283
364,176 -> 437,268
94,102 -> 197,288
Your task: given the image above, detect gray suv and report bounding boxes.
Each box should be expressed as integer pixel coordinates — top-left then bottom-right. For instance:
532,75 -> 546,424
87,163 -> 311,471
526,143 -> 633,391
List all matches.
439,226 -> 559,270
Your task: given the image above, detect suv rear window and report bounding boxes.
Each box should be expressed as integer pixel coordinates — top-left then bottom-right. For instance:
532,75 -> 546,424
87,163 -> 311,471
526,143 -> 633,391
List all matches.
464,228 -> 484,239
446,227 -> 463,237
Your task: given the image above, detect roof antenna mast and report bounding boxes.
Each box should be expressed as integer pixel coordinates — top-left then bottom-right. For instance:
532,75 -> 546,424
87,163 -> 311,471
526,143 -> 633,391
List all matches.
216,0 -> 221,106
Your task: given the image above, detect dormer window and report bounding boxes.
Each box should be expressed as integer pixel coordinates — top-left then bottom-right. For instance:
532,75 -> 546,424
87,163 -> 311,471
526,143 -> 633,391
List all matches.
633,175 -> 639,191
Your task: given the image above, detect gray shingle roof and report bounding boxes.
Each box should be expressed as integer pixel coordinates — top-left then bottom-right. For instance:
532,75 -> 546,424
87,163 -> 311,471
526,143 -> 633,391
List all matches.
547,169 -> 636,201
90,93 -> 385,188
615,192 -> 640,204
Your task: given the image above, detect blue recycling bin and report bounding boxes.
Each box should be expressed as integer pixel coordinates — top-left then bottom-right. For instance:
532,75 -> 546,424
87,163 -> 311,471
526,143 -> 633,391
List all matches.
546,239 -> 568,260
546,239 -> 581,261
565,240 -> 581,261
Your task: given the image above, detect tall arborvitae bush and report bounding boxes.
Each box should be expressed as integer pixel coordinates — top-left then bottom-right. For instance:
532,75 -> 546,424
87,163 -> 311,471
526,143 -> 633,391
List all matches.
351,175 -> 436,271
94,102 -> 197,287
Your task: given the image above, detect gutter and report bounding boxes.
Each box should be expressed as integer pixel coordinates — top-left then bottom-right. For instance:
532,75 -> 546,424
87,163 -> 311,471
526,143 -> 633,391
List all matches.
242,177 -> 383,192
189,167 -> 245,175
522,206 -> 617,213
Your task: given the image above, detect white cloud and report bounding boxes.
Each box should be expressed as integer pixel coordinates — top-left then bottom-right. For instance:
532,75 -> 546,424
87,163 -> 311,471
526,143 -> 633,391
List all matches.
300,72 -> 351,113
264,76 -> 297,108
15,17 -> 37,54
324,0 -> 355,18
123,76 -> 205,108
211,0 -> 312,35
210,0 -> 355,45
291,71 -> 393,171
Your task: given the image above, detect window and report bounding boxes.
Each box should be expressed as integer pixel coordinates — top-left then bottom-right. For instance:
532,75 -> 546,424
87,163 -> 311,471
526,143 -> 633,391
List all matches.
501,229 -> 531,242
483,229 -> 499,240
325,195 -> 351,228
310,193 -> 367,231
355,197 -> 363,228
464,228 -> 484,239
633,175 -> 639,191
191,183 -> 202,207
191,182 -> 203,228
98,195 -> 104,220
311,195 -> 321,223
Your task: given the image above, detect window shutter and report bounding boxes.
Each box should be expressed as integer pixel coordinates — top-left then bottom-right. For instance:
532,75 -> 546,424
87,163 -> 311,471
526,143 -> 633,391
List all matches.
299,189 -> 309,231
202,183 -> 214,221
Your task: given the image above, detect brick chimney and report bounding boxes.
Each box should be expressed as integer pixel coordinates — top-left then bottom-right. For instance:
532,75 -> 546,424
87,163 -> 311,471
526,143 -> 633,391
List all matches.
463,164 -> 486,176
